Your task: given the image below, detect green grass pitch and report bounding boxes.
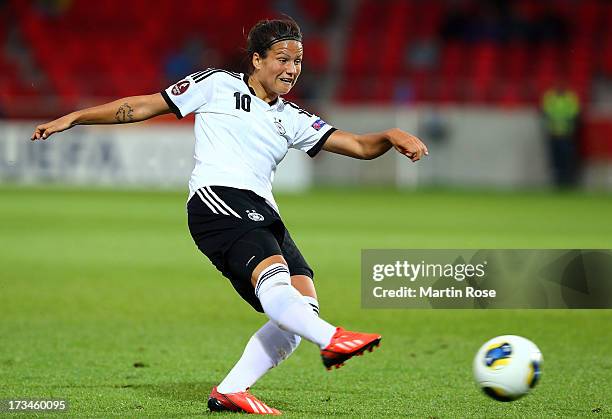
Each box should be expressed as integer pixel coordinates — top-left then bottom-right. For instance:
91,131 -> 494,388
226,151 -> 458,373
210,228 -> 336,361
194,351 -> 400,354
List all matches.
1,186 -> 611,417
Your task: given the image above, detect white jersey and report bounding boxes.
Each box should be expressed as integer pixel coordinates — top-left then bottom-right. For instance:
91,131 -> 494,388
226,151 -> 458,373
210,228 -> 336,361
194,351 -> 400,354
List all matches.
161,68 -> 336,212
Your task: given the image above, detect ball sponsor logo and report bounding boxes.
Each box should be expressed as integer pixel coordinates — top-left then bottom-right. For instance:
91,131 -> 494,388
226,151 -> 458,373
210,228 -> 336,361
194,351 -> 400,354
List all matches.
484,342 -> 512,369
171,80 -> 190,95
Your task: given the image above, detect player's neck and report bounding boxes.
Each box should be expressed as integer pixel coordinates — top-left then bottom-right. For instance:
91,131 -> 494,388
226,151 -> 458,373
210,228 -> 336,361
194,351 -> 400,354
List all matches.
247,76 -> 279,104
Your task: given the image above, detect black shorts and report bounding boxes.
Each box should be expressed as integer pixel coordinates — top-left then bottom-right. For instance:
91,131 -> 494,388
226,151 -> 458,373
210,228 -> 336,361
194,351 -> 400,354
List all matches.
187,186 -> 313,312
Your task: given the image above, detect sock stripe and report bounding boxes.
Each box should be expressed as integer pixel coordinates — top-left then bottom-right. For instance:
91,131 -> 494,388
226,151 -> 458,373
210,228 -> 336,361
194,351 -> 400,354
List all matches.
258,267 -> 287,285
255,265 -> 289,296
260,265 -> 288,281
255,268 -> 287,298
303,296 -> 320,315
258,266 -> 288,286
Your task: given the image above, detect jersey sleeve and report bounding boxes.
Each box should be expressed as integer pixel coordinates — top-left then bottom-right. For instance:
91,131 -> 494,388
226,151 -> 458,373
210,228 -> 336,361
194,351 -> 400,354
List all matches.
161,71 -> 215,119
288,105 -> 337,157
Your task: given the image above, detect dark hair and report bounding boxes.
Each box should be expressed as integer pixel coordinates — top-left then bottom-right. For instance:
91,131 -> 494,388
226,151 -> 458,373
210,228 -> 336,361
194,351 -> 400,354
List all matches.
245,17 -> 302,74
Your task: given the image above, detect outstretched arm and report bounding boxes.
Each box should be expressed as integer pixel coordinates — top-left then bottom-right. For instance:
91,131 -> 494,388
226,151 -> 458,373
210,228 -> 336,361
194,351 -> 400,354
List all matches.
322,128 -> 428,162
31,93 -> 171,141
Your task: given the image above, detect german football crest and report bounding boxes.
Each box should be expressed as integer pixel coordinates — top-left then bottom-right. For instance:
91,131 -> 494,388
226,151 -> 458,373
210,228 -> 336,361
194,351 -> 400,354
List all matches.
247,210 -> 264,221
274,118 -> 286,136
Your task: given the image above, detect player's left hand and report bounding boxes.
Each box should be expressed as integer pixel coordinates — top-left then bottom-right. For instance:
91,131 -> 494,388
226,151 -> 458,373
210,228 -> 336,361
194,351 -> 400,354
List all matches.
386,128 -> 428,162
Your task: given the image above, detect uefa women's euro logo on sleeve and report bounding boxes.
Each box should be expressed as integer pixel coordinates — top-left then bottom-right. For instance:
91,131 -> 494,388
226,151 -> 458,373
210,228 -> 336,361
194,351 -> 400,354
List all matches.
171,80 -> 190,95
311,118 -> 327,131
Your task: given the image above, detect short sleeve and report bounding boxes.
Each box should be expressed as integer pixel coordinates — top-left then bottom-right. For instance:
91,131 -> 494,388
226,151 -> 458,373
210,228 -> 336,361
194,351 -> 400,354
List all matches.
288,105 -> 337,157
161,70 -> 215,119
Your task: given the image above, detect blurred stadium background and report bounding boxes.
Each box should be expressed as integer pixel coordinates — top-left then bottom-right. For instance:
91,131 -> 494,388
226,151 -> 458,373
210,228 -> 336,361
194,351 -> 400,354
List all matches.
2,0 -> 612,190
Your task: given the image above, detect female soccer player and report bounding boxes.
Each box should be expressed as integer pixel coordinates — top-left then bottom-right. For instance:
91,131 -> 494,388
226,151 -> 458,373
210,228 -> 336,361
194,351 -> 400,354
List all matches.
31,18 -> 427,415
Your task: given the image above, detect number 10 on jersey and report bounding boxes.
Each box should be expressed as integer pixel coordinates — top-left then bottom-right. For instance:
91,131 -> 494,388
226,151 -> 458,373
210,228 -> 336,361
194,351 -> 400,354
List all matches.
234,92 -> 251,112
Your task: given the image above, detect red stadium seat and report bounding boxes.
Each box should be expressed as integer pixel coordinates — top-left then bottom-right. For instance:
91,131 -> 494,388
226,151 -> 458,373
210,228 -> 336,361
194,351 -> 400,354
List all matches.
304,36 -> 329,74
4,0 -> 607,111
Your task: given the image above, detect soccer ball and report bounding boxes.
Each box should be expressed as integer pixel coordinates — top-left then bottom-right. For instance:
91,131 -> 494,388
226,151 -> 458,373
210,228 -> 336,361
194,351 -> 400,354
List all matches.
473,335 -> 543,401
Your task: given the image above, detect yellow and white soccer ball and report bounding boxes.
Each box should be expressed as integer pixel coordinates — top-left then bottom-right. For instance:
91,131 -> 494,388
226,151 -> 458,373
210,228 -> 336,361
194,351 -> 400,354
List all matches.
473,335 -> 543,401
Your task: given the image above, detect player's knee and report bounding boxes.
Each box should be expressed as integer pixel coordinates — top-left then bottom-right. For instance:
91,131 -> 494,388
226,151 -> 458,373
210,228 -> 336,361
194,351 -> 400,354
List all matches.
291,274 -> 317,299
251,255 -> 287,288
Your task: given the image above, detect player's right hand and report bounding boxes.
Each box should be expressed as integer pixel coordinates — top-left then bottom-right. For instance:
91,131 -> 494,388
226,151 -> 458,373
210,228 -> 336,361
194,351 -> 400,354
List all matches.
31,114 -> 76,141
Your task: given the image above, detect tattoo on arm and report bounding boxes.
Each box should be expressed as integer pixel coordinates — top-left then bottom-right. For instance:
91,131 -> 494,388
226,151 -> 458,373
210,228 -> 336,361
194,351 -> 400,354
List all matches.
115,103 -> 134,123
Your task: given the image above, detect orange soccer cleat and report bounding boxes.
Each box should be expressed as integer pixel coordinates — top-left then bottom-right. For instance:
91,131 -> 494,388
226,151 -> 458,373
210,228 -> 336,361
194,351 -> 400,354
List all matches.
208,386 -> 281,415
320,327 -> 382,370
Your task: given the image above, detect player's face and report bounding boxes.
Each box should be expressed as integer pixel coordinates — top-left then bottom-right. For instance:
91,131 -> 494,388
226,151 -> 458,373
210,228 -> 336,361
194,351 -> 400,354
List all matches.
255,40 -> 303,96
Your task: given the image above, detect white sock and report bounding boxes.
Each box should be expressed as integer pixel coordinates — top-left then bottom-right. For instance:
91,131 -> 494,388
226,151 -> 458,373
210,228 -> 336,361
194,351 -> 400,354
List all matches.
256,263 -> 336,349
217,320 -> 300,394
302,295 -> 320,316
216,297 -> 320,394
